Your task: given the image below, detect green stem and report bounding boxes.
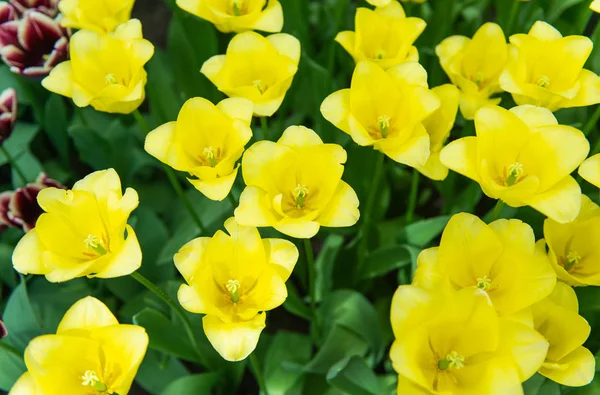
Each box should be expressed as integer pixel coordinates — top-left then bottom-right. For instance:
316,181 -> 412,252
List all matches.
326,0 -> 348,80
130,272 -> 209,368
0,341 -> 23,360
304,238 -> 317,318
228,192 -> 238,209
505,0 -> 520,35
583,105 -> 600,137
132,110 -> 207,235
357,154 -> 385,271
261,117 -> 270,141
249,353 -> 269,395
406,169 -> 420,224
1,145 -> 27,185
488,200 -> 505,223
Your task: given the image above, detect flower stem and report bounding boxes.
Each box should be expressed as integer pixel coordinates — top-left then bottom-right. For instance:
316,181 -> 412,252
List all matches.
406,169 -> 420,224
304,238 -> 317,317
0,340 -> 23,360
0,145 -> 27,185
488,200 -> 505,223
583,105 -> 600,137
505,0 -> 520,35
249,353 -> 269,395
130,271 -> 209,368
132,110 -> 207,235
261,117 -> 269,141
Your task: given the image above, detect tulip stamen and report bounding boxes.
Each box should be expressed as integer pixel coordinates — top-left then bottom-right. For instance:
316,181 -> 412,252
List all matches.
377,115 -> 391,138
105,73 -> 118,85
375,49 -> 386,60
476,275 -> 492,291
474,72 -> 484,87
84,234 -> 107,256
226,279 -> 241,303
232,0 -> 243,15
203,146 -> 218,167
293,184 -> 309,209
253,79 -> 266,94
81,370 -> 108,392
438,351 -> 465,371
505,162 -> 524,186
537,76 -> 550,88
564,251 -> 581,272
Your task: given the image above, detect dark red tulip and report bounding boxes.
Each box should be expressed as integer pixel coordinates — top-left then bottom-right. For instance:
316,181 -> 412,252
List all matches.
0,88 -> 17,145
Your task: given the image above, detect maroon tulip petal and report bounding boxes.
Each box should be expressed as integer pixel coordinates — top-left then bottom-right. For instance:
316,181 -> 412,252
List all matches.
1,44 -> 26,68
0,21 -> 20,47
0,319 -> 7,339
0,3 -> 17,23
0,191 -> 14,227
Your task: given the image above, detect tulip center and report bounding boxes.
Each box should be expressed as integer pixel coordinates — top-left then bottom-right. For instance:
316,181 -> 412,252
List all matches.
253,79 -> 266,94
377,115 -> 391,138
203,146 -> 218,167
104,73 -> 119,85
293,184 -> 309,209
504,162 -> 524,186
226,279 -> 241,303
474,72 -> 484,88
536,76 -> 551,88
564,251 -> 581,272
81,370 -> 110,393
84,234 -> 107,256
438,351 -> 465,370
232,0 -> 244,15
476,275 -> 492,291
375,49 -> 386,60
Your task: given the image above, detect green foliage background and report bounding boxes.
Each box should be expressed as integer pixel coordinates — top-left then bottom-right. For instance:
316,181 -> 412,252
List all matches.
1,0 -> 600,393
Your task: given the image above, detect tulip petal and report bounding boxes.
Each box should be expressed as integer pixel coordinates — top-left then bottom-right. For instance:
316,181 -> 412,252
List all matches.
200,55 -> 226,84
387,61 -> 429,88
263,238 -> 298,281
439,136 -> 480,182
335,31 -> 356,60
579,154 -> 600,188
241,141 -> 295,195
12,229 -> 49,275
377,124 -> 430,168
203,313 -> 266,362
41,61 -> 74,99
144,121 -> 178,165
566,68 -> 600,108
528,21 -> 563,41
278,125 -> 323,148
57,296 -> 118,334
435,35 -> 470,71
10,373 -> 39,395
173,237 -> 210,283
416,152 -> 449,181
235,186 -> 280,227
390,285 -> 438,338
251,1 -> 284,33
321,89 -> 352,135
216,97 -> 254,126
498,319 -> 549,381
540,347 -> 595,387
509,105 -> 558,129
274,217 -> 320,239
92,225 -> 141,278
527,176 -> 581,223
395,376 -> 432,395
317,181 -> 360,227
177,283 -> 211,314
188,166 -> 239,201
413,247 -> 454,292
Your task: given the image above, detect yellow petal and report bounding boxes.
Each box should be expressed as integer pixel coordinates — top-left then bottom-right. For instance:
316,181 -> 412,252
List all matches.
390,285 -> 438,340
435,35 -> 469,71
540,346 -> 595,387
9,373 -> 40,395
321,89 -> 352,135
173,237 -> 210,283
241,141 -> 295,195
274,218 -> 320,239
250,0 -> 284,33
202,313 -> 266,362
12,229 -> 48,276
439,136 -> 480,182
235,186 -> 280,227
216,97 -> 254,126
461,23 -> 507,83
278,125 -> 323,147
200,55 -> 226,84
267,33 -> 301,64
413,247 -> 454,292
377,124 -> 430,168
526,176 -> 581,224
144,121 -> 177,166
509,105 -> 558,129
335,31 -> 356,61
188,166 -> 239,201
498,318 -> 549,381
317,181 -> 360,227
92,225 -> 142,278
423,84 -> 459,150
565,68 -> 600,108
579,154 -> 600,188
57,296 -> 118,334
529,21 -> 563,41
416,152 -> 449,181
459,94 -> 501,121
41,62 -> 74,99
387,62 -> 429,88
263,238 -> 298,281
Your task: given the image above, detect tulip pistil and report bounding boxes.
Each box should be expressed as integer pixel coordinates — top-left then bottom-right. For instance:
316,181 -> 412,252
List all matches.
232,0 -> 243,15
105,73 -> 118,85
253,79 -> 266,94
375,49 -> 386,60
81,370 -> 109,392
293,184 -> 309,209
564,251 -> 581,272
537,76 -> 550,88
438,351 -> 465,371
505,162 -> 524,186
84,234 -> 107,256
476,275 -> 492,291
226,279 -> 241,303
377,115 -> 391,138
203,146 -> 218,167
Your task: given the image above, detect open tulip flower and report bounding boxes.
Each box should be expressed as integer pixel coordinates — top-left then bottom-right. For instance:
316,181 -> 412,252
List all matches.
413,213 -> 556,315
579,154 -> 600,188
235,125 -> 360,239
593,0 -> 600,13
58,0 -> 135,33
500,21 -> 600,112
532,282 -> 595,387
201,31 -> 300,117
0,88 -> 17,145
436,22 -> 508,120
543,195 -> 600,286
177,0 -> 283,34
12,168 -> 142,282
321,60 -> 440,168
145,97 -> 253,201
336,0 -> 425,70
42,19 -> 154,114
174,217 -> 298,361
441,105 -> 589,223
9,296 -> 148,395
391,286 -> 548,394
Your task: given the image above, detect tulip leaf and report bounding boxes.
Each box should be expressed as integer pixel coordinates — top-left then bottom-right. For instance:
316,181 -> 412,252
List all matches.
0,243 -> 18,287
2,282 -> 41,350
283,282 -> 312,320
304,324 -> 369,374
43,95 -> 69,163
522,374 -> 561,395
68,125 -> 112,170
0,350 -> 26,392
0,123 -> 39,166
161,373 -> 221,395
264,331 -> 312,394
326,356 -> 381,395
402,215 -> 451,248
135,350 -> 190,394
12,150 -> 44,188
315,234 -> 344,302
359,244 -> 412,280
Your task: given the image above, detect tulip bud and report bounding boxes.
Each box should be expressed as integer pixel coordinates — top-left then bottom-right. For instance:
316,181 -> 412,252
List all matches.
0,88 -> 17,145
0,172 -> 64,232
0,0 -> 68,77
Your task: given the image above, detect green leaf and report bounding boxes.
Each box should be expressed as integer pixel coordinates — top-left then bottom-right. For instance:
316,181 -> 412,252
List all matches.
264,331 -> 312,395
315,234 -> 344,302
0,350 -> 26,392
360,244 -> 411,280
283,282 -> 312,320
135,350 -> 189,394
2,282 -> 41,350
402,215 -> 450,248
523,374 -> 560,395
1,123 -> 39,166
326,356 -> 381,395
68,125 -> 112,169
161,373 -> 221,395
0,243 -> 17,287
12,150 -> 44,188
304,325 -> 369,374
43,95 -> 70,162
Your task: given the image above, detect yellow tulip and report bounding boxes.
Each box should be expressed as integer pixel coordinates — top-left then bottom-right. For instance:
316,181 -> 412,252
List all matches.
436,22 -> 508,120
321,60 -> 440,168
593,0 -> 600,13
58,0 -> 135,33
9,296 -> 148,395
365,0 -> 392,5
201,31 -> 300,117
390,286 -> 548,394
174,217 -> 298,361
579,153 -> 600,188
234,125 -> 360,239
145,97 -> 253,201
42,19 -> 154,114
400,0 -> 427,3
440,105 -> 589,223
543,195 -> 600,286
415,84 -> 459,181
413,213 -> 556,315
12,169 -> 141,283
500,21 -> 600,112
336,1 -> 425,70
533,282 -> 595,386
177,0 -> 283,33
